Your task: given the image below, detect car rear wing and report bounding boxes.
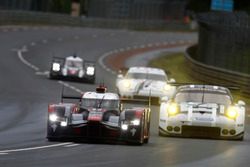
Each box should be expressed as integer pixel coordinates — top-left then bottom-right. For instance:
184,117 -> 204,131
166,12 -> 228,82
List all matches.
51,56 -> 65,64
170,83 -> 240,90
51,56 -> 65,69
84,60 -> 95,67
60,85 -> 82,103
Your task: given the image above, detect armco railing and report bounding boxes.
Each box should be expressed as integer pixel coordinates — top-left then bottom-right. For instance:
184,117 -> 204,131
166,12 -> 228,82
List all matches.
0,10 -> 189,30
185,45 -> 250,95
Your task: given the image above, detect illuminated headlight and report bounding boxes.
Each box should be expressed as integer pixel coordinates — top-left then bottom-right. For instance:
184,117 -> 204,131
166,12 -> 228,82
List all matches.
167,102 -> 179,116
49,114 -> 58,122
131,119 -> 140,126
78,70 -> 84,78
164,84 -> 171,91
52,63 -> 60,72
60,121 -> 67,127
122,80 -> 131,88
226,106 -> 238,119
121,124 -> 128,130
86,67 -> 95,75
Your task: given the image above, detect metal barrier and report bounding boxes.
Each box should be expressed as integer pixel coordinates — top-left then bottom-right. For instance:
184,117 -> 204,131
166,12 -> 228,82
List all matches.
185,45 -> 250,95
0,10 -> 189,30
197,12 -> 250,74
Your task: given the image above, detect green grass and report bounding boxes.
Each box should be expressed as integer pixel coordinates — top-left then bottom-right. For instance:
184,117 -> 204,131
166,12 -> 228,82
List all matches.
148,52 -> 250,105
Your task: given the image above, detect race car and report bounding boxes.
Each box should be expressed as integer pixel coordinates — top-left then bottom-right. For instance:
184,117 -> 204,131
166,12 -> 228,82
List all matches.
47,85 -> 151,145
49,54 -> 95,83
116,66 -> 176,104
159,84 -> 245,140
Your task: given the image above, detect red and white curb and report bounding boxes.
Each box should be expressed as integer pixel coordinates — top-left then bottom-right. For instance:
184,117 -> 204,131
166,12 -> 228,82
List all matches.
98,40 -> 194,75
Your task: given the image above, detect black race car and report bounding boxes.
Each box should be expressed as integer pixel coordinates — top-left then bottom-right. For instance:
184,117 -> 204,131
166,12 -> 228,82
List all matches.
47,85 -> 151,145
49,54 -> 95,83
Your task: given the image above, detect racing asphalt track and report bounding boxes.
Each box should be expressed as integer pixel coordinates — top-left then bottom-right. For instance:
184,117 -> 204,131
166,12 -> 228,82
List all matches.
0,26 -> 249,167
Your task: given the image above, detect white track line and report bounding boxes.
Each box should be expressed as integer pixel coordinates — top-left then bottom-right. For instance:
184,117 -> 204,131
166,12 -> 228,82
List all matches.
17,50 -> 39,71
58,81 -> 83,94
0,142 -> 72,154
30,42 -> 36,46
42,39 -> 48,43
64,144 -> 80,147
35,71 -> 49,76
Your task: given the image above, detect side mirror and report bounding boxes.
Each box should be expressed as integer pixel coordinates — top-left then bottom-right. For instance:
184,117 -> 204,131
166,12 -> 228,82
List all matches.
161,96 -> 169,103
168,78 -> 176,84
238,100 -> 245,106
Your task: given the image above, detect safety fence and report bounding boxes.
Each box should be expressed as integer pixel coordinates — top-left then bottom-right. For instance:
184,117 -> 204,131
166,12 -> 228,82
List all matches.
185,45 -> 250,96
196,12 -> 250,74
0,10 -> 189,30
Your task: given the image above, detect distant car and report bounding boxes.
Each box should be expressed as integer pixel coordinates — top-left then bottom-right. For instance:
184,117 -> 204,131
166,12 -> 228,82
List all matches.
159,84 -> 245,140
47,85 -> 151,145
49,54 -> 95,83
116,67 -> 176,104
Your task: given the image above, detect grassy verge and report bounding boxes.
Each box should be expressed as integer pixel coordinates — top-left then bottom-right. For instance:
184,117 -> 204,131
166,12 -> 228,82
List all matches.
148,52 -> 250,104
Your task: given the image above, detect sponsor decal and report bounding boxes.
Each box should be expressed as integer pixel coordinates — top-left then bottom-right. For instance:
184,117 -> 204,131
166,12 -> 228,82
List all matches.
130,128 -> 136,136
51,124 -> 57,132
195,117 -> 214,121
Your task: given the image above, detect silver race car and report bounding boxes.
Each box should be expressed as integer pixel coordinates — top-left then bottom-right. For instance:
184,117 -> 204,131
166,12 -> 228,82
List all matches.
116,66 -> 176,104
49,54 -> 95,83
159,85 -> 245,140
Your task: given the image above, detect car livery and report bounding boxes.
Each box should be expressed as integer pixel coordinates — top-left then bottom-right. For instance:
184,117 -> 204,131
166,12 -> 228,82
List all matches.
116,67 -> 176,104
49,54 -> 95,83
159,85 -> 245,140
47,86 -> 151,145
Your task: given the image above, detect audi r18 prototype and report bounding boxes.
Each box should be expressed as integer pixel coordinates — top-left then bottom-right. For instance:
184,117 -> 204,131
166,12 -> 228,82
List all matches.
159,85 -> 245,140
47,86 -> 151,145
49,54 -> 95,83
116,67 -> 176,104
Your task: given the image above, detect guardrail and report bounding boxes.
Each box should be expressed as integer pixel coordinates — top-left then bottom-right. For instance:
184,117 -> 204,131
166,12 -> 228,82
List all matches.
185,45 -> 250,95
0,10 -> 189,30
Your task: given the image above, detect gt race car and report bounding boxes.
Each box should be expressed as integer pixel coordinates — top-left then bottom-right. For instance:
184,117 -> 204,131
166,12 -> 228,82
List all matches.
47,85 -> 151,145
159,85 -> 245,140
116,67 -> 176,104
49,54 -> 95,83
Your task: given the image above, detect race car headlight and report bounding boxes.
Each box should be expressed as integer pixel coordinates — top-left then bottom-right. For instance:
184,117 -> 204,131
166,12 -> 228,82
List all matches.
164,84 -> 171,91
78,70 -> 84,78
121,124 -> 128,130
52,63 -> 60,72
131,119 -> 140,126
86,66 -> 95,75
167,102 -> 179,116
226,106 -> 238,119
122,80 -> 131,88
60,121 -> 67,127
49,114 -> 58,122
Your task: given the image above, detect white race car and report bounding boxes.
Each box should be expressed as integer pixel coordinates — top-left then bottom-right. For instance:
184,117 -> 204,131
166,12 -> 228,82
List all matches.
159,85 -> 245,140
49,54 -> 95,83
116,67 -> 176,104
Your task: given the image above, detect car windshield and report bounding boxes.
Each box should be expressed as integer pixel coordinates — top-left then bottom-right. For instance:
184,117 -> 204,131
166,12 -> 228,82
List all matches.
174,91 -> 232,106
81,98 -> 119,109
126,72 -> 166,81
65,60 -> 82,68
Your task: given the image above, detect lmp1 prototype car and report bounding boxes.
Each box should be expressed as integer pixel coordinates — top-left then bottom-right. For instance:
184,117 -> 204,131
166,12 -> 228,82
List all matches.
116,67 -> 176,104
47,85 -> 151,144
159,85 -> 245,140
49,54 -> 95,83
